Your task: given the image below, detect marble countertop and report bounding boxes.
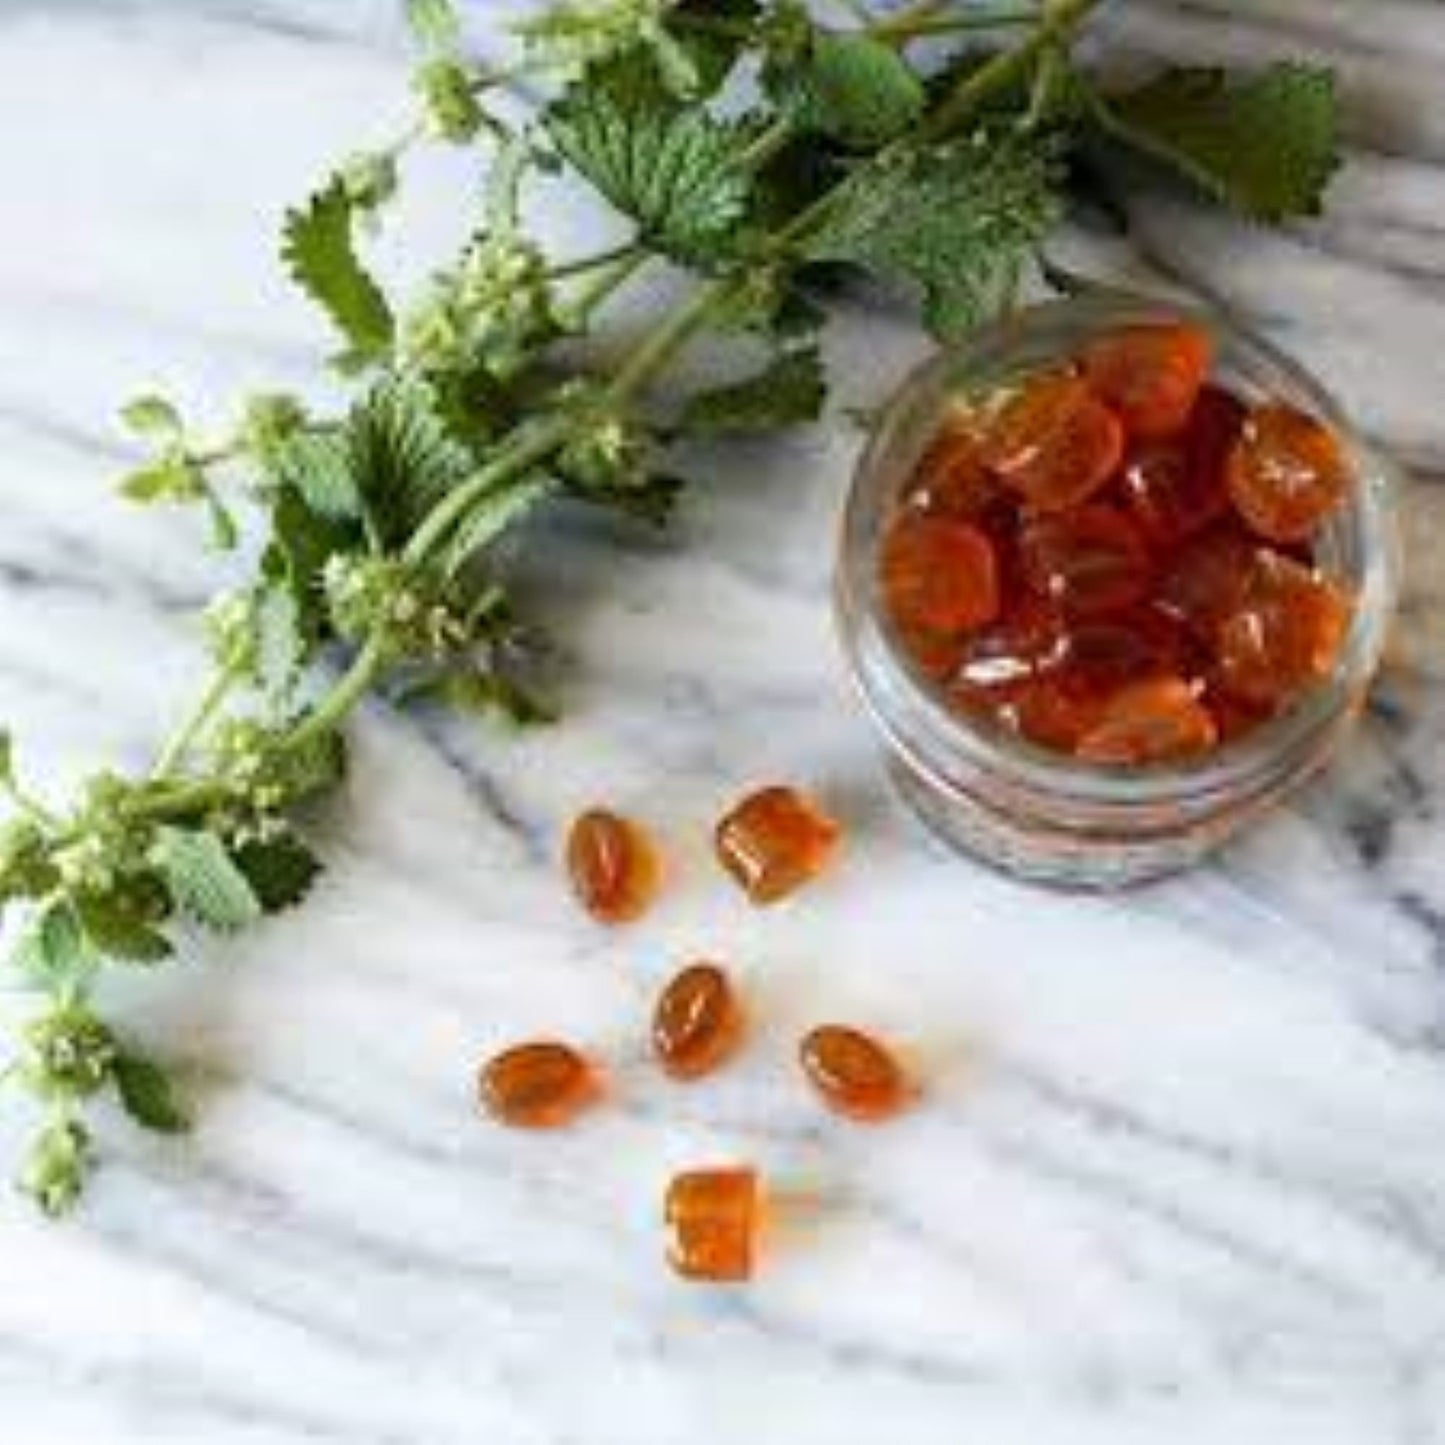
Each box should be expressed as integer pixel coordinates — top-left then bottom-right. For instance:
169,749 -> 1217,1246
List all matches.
1,3 -> 1444,1443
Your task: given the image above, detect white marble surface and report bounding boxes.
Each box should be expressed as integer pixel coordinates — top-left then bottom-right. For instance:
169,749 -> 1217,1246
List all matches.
1,3 -> 1445,1443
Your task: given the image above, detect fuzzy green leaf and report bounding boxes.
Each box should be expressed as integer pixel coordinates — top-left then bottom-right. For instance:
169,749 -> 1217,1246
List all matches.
679,345 -> 825,435
232,834 -> 321,914
120,456 -> 204,505
120,395 -> 183,440
75,890 -> 173,964
152,827 -> 262,932
804,128 -> 1061,337
348,374 -> 476,545
787,32 -> 924,148
265,428 -> 362,522
113,1051 -> 190,1133
282,180 -> 395,365
443,670 -> 557,728
1096,64 -> 1340,222
11,903 -> 94,988
545,59 -> 750,264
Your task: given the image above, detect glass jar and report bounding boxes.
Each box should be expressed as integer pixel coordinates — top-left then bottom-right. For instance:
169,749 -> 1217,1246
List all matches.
834,295 -> 1402,887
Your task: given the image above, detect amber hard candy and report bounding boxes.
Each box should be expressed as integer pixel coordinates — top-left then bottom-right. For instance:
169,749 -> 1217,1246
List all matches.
980,373 -> 1124,513
799,1025 -> 913,1123
653,963 -> 744,1081
1019,504 -> 1152,618
565,808 -> 658,925
1083,321 -> 1212,440
880,514 -> 1000,637
1075,677 -> 1218,765
1214,550 -> 1353,709
1226,403 -> 1351,543
479,1041 -> 600,1129
715,786 -> 840,905
665,1167 -> 760,1282
1119,386 -> 1243,546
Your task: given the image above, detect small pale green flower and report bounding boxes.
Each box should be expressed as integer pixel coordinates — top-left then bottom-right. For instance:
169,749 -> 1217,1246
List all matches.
415,58 -> 485,142
20,1007 -> 116,1101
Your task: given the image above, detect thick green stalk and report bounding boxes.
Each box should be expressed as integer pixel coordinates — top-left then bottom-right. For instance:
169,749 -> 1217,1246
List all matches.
925,0 -> 1101,137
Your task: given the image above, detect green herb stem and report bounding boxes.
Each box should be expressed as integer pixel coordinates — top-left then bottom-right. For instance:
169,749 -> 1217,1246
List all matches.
152,664 -> 241,778
925,0 -> 1102,138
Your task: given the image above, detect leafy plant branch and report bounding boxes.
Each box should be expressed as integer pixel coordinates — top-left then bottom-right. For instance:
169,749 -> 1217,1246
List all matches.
0,0 -> 1341,1212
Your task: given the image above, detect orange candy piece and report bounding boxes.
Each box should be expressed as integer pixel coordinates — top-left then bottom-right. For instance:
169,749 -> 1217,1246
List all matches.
906,415 -> 1002,521
715,785 -> 840,905
565,808 -> 658,924
880,514 -> 1000,636
1119,385 -> 1243,546
665,1167 -> 760,1282
653,963 -> 745,1081
1083,322 -> 1213,440
1226,403 -> 1351,543
1215,551 -> 1353,708
981,372 -> 1124,513
1019,504 -> 1152,617
478,1041 -> 600,1129
1075,677 -> 1219,765
1155,524 -> 1261,639
799,1025 -> 913,1122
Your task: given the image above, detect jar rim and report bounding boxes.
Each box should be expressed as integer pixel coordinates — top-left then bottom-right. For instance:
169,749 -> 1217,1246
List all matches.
835,293 -> 1403,815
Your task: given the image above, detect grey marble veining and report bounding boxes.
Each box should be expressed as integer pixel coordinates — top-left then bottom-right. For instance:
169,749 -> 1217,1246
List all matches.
1,3 -> 1444,1443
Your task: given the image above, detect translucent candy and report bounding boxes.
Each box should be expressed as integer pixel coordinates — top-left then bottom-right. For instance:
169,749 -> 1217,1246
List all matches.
715,786 -> 840,905
478,1041 -> 600,1129
1119,385 -> 1243,546
980,372 -> 1124,513
1226,402 -> 1351,543
1083,321 -> 1213,440
665,1167 -> 760,1282
799,1024 -> 913,1122
906,414 -> 1002,521
881,514 -> 1001,636
653,963 -> 744,1081
1019,504 -> 1153,617
1075,677 -> 1219,765
1215,551 -> 1353,708
565,809 -> 658,924
1155,524 -> 1261,639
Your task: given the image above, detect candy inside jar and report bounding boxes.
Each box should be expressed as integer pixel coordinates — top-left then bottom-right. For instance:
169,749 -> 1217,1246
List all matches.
878,320 -> 1358,767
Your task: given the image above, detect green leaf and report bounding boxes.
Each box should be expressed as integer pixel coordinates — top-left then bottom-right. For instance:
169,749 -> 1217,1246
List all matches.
281,180 -> 395,366
113,1051 -> 189,1133
545,58 -> 750,265
405,0 -> 460,50
261,486 -> 359,660
232,834 -> 321,914
120,394 -> 183,440
0,728 -> 14,793
442,670 -> 557,728
251,580 -> 306,697
277,729 -> 348,803
152,827 -> 262,932
10,902 -> 94,988
1095,64 -> 1340,222
786,32 -> 924,148
74,889 -> 173,965
120,456 -> 204,504
348,374 -> 476,546
804,128 -> 1062,337
265,428 -> 362,523
679,345 -> 825,435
